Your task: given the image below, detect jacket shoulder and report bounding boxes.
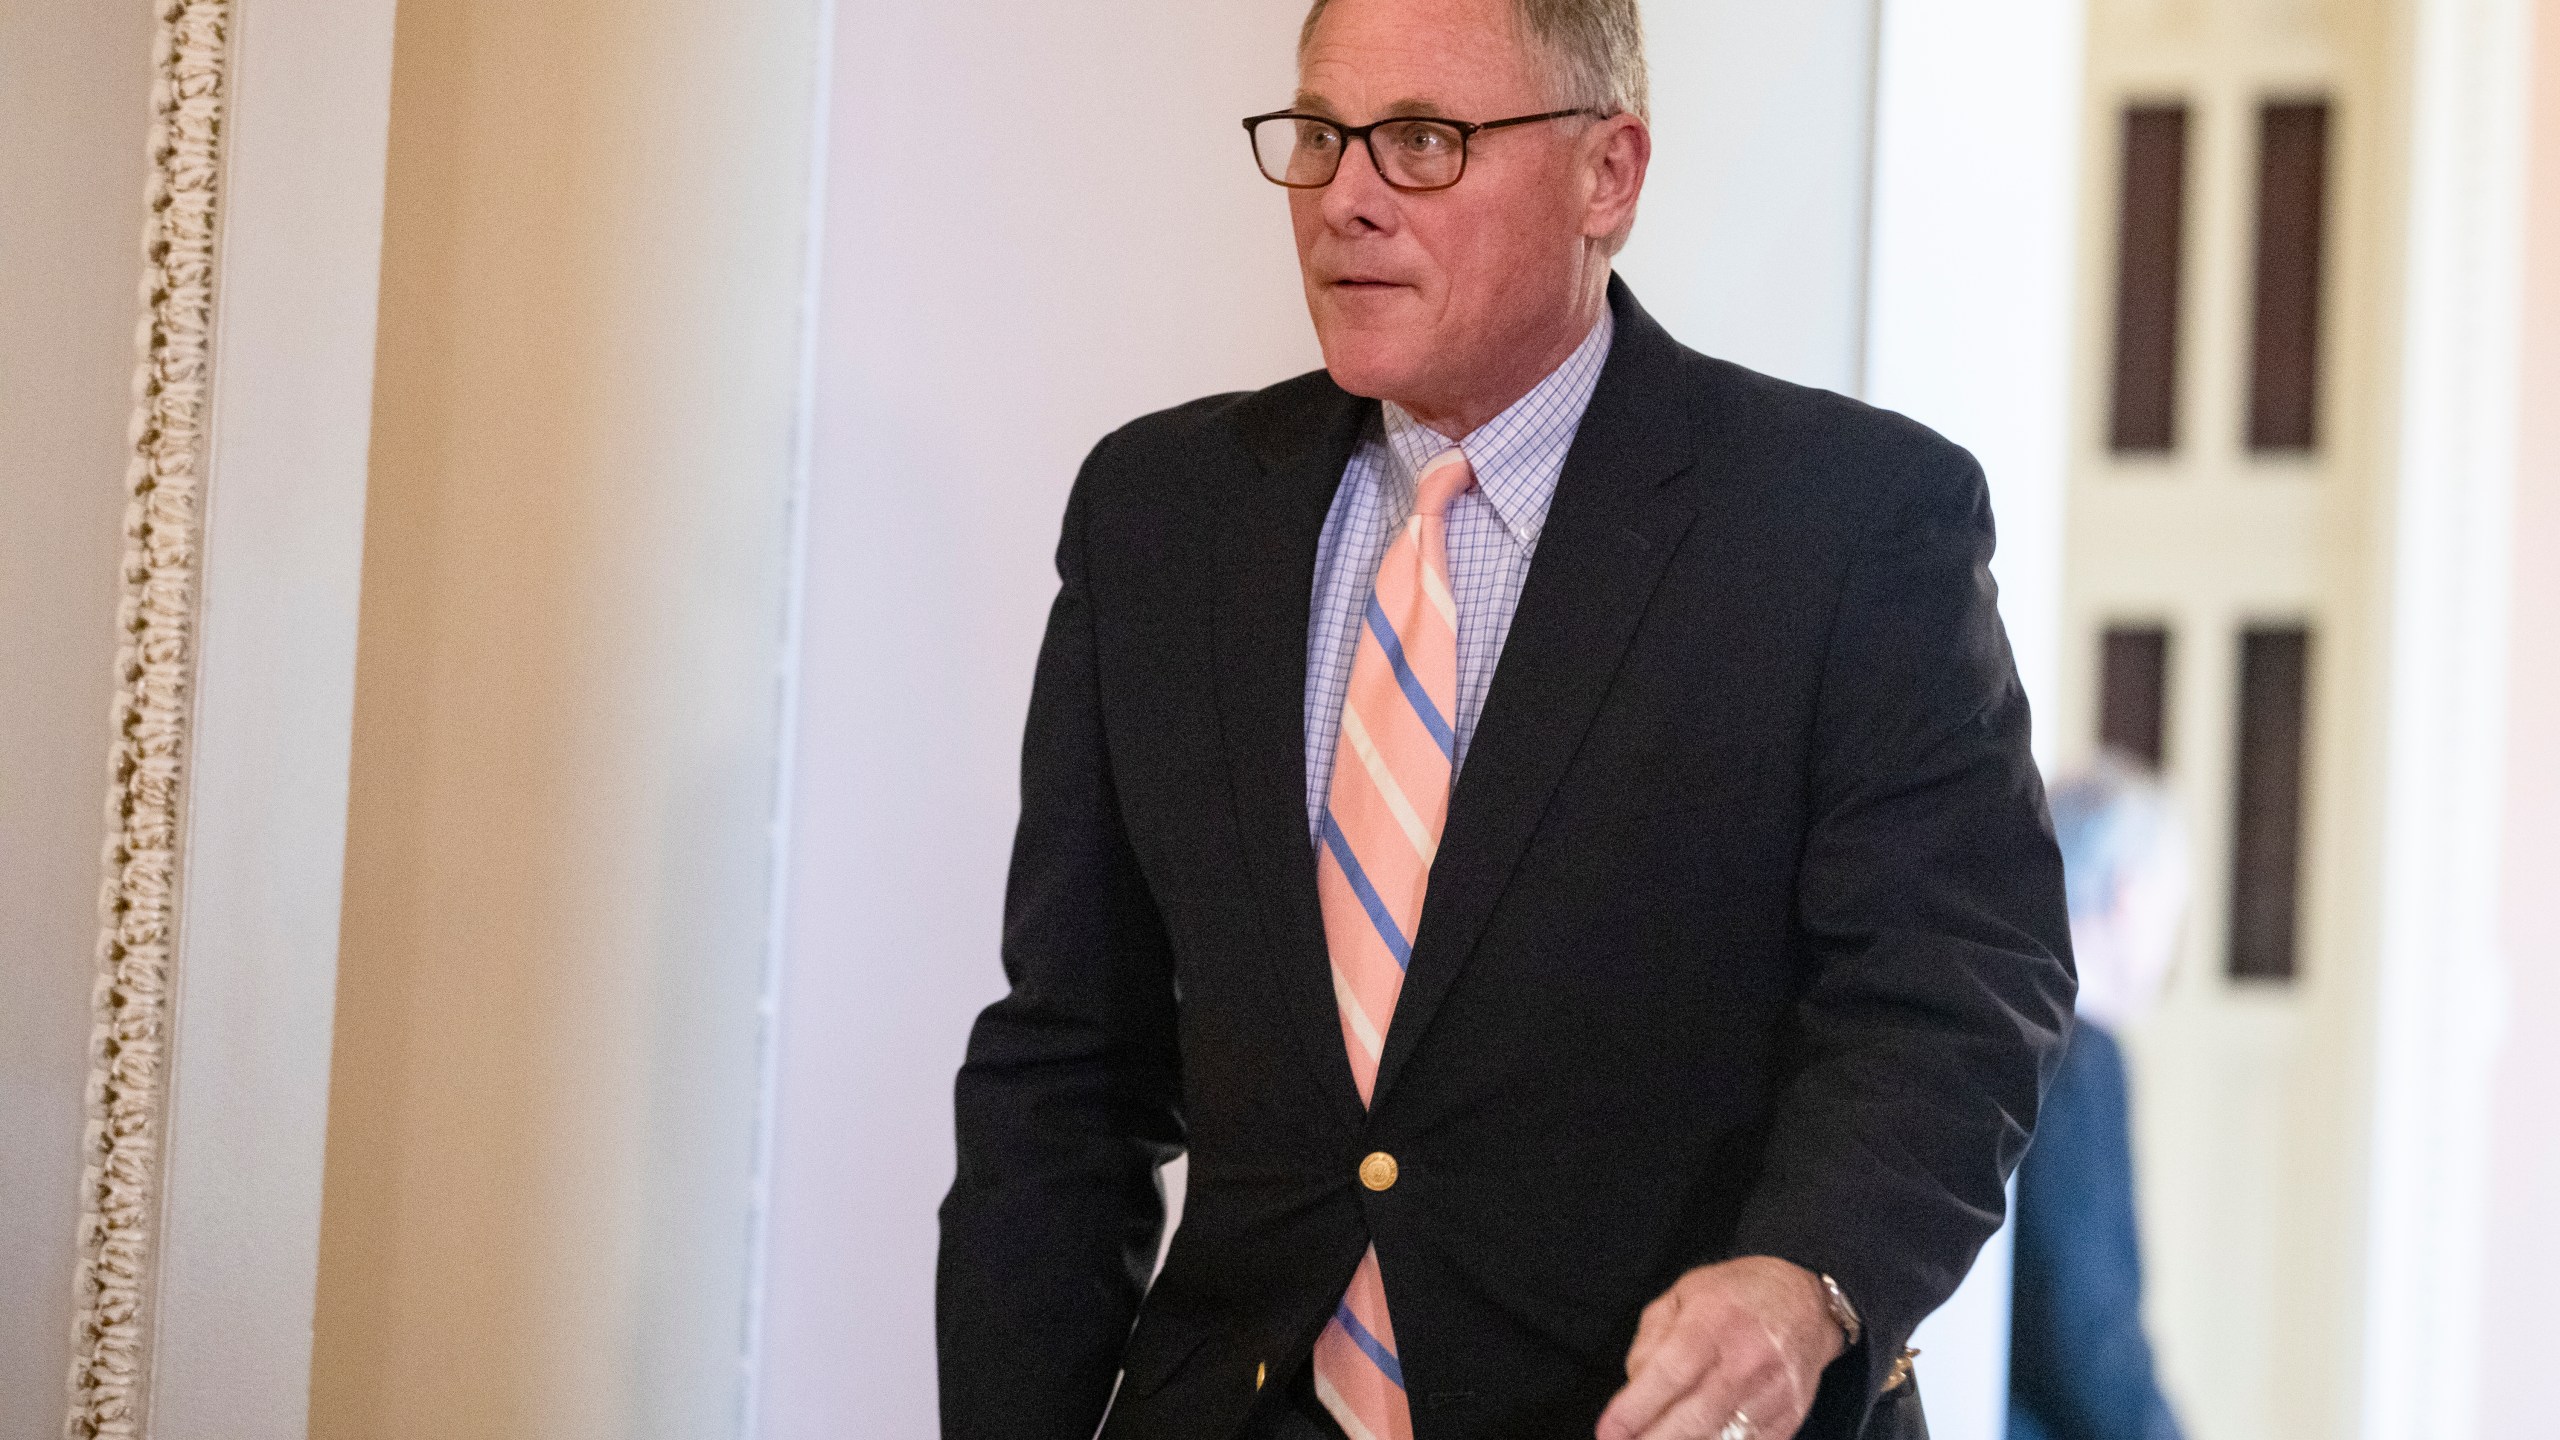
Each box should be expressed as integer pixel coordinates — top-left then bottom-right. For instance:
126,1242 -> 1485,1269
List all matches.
1675,350 -> 1989,531
1081,367 -> 1347,490
1057,368 -> 1353,586
1685,352 -> 1978,478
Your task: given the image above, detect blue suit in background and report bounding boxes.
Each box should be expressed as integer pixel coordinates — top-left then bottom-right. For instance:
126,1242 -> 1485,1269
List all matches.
2008,1022 -> 2185,1440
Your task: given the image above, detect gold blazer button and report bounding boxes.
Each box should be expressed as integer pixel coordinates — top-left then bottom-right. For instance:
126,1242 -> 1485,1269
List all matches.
1359,1152 -> 1399,1192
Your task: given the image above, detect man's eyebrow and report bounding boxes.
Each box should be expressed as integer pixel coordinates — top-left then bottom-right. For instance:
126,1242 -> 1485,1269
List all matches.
1290,91 -> 1452,120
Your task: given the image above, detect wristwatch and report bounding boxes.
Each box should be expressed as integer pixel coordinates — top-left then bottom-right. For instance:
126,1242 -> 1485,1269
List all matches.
1817,1273 -> 1862,1348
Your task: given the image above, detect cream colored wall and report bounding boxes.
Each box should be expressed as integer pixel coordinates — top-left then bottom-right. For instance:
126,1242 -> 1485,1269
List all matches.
2478,2 -> 2560,1432
0,3 -> 156,1433
306,0 -> 825,1435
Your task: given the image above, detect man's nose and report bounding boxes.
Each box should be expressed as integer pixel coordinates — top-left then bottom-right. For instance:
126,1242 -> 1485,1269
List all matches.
1319,137 -> 1398,232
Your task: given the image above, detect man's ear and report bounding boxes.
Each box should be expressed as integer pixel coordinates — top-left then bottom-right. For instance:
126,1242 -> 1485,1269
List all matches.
1583,114 -> 1651,252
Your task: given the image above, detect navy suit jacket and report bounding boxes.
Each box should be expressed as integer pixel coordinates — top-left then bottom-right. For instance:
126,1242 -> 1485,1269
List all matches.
938,279 -> 2076,1440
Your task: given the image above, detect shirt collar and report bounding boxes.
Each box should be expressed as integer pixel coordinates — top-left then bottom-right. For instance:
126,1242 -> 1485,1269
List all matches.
1378,307 -> 1614,548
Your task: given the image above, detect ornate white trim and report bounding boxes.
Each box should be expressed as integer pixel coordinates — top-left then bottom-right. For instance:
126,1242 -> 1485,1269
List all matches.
67,3 -> 232,1436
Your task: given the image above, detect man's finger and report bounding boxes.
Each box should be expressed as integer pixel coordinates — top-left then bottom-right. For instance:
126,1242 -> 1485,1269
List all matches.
1703,1352 -> 1813,1440
1596,1325 -> 1718,1440
1624,1292 -> 1681,1380
1632,1380 -> 1750,1440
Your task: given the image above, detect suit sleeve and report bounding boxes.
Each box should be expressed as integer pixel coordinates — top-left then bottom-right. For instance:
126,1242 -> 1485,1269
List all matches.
938,438 -> 1185,1440
1725,440 -> 2077,1429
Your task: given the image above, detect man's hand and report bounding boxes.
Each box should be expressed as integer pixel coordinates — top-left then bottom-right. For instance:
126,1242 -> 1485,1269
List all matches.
1594,1257 -> 1847,1440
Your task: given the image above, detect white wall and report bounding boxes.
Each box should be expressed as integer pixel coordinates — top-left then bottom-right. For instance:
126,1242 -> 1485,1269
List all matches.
1864,0 -> 2083,740
759,2 -> 2051,1434
1617,0 -> 1878,392
0,3 -> 155,1433
757,6 -> 1315,1433
2479,8 -> 2560,1433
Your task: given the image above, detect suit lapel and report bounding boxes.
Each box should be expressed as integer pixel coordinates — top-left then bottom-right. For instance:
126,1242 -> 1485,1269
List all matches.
1372,280 -> 1708,1101
1214,377 -> 1374,1130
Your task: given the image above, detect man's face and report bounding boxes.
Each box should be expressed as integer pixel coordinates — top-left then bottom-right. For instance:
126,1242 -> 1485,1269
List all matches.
1291,0 -> 1611,422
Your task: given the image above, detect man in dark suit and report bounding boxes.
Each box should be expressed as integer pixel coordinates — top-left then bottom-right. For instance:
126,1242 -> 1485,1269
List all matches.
938,1 -> 2075,1437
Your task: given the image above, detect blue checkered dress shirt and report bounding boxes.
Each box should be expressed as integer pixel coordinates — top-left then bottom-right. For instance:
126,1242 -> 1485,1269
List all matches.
1304,310 -> 1615,838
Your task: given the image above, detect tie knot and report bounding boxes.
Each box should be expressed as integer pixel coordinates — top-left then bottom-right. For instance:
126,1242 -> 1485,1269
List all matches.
1414,447 -> 1476,520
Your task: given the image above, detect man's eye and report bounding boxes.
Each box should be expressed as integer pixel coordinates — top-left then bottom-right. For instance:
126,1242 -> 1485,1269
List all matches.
1298,124 -> 1340,150
1398,126 -> 1453,153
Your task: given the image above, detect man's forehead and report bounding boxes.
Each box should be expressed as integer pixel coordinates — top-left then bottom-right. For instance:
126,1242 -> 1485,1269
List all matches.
1297,0 -> 1536,116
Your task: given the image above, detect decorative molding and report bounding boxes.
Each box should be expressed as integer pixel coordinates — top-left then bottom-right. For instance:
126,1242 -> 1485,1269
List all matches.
67,3 -> 233,1436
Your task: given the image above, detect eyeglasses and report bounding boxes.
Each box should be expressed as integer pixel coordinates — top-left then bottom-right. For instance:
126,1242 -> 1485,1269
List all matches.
1241,107 -> 1601,193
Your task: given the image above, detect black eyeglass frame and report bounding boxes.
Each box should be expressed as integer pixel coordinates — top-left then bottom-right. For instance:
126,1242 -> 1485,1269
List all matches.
1240,107 -> 1604,193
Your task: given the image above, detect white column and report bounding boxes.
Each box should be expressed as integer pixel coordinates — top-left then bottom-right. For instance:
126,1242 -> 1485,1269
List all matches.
2360,1 -> 2533,1436
144,0 -> 399,1434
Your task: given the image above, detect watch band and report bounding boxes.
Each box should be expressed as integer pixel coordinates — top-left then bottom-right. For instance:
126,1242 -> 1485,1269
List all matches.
1818,1273 -> 1862,1348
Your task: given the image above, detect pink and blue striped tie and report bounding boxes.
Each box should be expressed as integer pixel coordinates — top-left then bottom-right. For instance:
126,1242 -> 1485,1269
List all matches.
1310,445 -> 1474,1440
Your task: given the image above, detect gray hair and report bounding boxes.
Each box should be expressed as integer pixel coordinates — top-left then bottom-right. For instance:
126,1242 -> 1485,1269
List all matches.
1299,0 -> 1651,122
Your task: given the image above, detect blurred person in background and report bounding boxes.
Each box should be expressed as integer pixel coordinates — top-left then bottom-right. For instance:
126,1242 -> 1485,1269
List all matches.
2008,756 -> 2191,1440
937,1 -> 2076,1437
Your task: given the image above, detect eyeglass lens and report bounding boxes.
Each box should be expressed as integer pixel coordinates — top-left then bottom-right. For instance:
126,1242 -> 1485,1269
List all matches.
1251,117 -> 1469,191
